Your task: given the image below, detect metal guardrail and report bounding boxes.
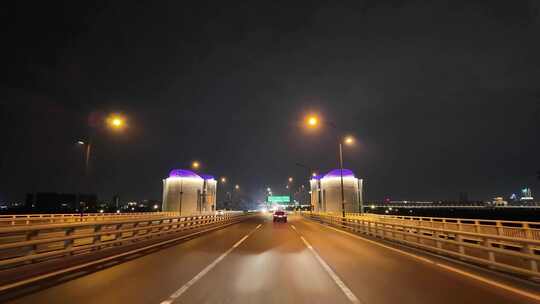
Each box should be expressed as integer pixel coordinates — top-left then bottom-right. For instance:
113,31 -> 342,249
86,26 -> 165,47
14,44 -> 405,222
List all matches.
0,212 -> 181,226
0,211 -> 242,226
363,203 -> 540,209
344,213 -> 540,241
306,212 -> 540,278
0,212 -> 246,269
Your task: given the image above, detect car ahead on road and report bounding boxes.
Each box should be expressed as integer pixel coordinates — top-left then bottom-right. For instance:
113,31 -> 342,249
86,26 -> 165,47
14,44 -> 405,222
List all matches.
273,210 -> 287,223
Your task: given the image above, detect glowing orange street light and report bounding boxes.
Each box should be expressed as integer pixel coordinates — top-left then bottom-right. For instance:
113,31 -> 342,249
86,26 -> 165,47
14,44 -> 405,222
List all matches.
106,114 -> 126,131
191,161 -> 200,170
344,136 -> 354,145
306,115 -> 319,128
112,118 -> 122,127
220,177 -> 227,183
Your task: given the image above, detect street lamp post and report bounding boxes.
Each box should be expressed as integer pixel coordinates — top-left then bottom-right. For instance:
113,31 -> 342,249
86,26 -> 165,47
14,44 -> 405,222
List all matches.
287,177 -> 294,208
76,113 -> 126,216
295,163 -> 316,181
218,177 -> 227,210
77,140 -> 92,177
190,160 -> 203,213
233,184 -> 240,210
305,114 -> 355,219
84,139 -> 92,175
339,142 -> 345,218
338,136 -> 354,217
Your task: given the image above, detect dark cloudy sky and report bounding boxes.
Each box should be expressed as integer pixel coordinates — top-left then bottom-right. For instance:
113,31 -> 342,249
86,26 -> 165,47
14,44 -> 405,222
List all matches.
1,1 -> 539,203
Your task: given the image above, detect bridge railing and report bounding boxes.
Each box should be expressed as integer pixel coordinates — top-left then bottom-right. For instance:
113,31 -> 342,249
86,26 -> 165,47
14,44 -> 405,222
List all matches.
0,212 -> 247,270
344,212 -> 540,241
306,212 -> 540,278
0,211 -> 241,226
362,202 -> 540,208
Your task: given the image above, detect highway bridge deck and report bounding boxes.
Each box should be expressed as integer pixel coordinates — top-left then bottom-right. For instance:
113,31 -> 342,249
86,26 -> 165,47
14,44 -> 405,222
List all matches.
1,215 -> 538,304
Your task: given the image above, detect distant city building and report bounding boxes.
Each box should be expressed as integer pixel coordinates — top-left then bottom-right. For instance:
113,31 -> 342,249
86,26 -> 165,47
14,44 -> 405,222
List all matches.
25,192 -> 97,213
491,196 -> 508,206
520,187 -> 534,201
0,201 -> 24,212
310,169 -> 363,213
113,194 -> 121,210
509,193 -> 518,202
162,169 -> 217,215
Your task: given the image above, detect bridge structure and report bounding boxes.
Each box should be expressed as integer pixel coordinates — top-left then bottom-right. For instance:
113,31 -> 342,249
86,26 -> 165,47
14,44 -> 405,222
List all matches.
0,211 -> 538,303
366,202 -> 540,210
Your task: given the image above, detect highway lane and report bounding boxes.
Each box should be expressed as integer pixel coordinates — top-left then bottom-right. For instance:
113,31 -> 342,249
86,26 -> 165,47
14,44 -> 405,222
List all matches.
291,215 -> 539,304
2,214 -> 539,304
173,215 -> 353,304
1,217 -> 264,304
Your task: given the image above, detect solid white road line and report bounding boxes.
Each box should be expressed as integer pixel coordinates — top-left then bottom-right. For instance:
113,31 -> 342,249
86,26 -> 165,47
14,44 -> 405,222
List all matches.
309,220 -> 540,302
299,236 -> 362,304
160,223 -> 262,304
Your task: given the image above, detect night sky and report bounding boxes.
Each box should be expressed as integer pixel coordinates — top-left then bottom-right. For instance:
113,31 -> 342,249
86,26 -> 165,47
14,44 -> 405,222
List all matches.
1,1 -> 539,203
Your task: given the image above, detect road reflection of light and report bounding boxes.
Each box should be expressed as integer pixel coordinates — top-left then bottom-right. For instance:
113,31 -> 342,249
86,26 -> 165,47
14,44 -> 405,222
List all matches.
233,249 -> 320,294
233,252 -> 269,293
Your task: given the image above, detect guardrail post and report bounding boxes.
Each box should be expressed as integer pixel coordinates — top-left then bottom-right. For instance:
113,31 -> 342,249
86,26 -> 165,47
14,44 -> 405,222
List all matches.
114,223 -> 123,245
435,234 -> 443,254
484,237 -> 496,268
94,225 -> 103,251
364,220 -> 369,235
25,230 -> 38,262
522,243 -> 538,273
455,234 -> 466,260
523,223 -> 533,240
474,220 -> 480,233
344,217 -> 350,228
64,227 -> 76,255
496,221 -> 503,236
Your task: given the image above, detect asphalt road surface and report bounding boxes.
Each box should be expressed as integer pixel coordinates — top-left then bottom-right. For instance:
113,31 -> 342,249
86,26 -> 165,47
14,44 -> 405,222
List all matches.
2,214 -> 538,304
